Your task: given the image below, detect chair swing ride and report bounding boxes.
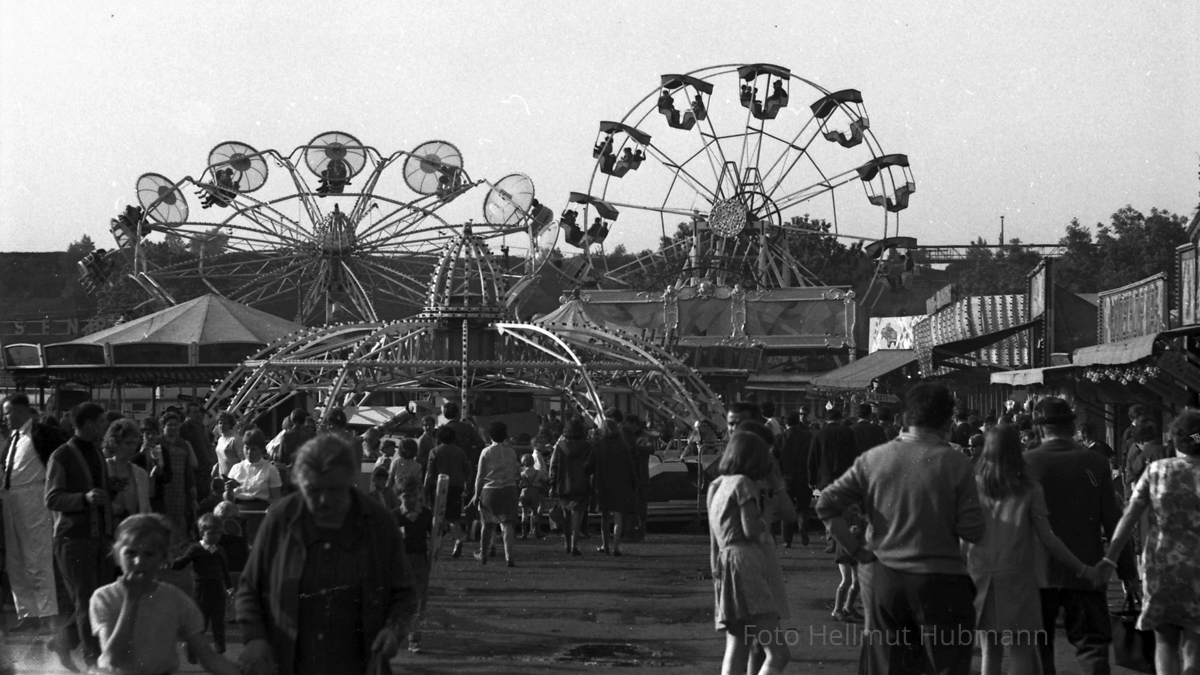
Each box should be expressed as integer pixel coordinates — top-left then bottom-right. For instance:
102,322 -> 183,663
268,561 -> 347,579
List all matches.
87,133 -> 559,326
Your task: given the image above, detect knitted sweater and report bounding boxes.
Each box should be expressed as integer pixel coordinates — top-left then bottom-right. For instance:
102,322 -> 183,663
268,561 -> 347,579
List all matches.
816,429 -> 985,575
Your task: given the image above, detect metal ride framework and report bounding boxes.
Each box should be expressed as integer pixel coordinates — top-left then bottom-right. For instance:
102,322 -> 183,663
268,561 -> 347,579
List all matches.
555,63 -> 915,292
209,227 -> 726,430
102,133 -> 558,326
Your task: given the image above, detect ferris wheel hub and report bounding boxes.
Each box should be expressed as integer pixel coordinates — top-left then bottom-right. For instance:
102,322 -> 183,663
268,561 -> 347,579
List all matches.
708,198 -> 748,238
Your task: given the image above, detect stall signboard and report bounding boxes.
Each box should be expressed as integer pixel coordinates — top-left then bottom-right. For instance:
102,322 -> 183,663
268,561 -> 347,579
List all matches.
1178,244 -> 1198,327
869,316 -> 920,352
1098,273 -> 1167,344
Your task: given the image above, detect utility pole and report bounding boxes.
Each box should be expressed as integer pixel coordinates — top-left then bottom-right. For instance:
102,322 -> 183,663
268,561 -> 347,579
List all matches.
999,215 -> 1005,247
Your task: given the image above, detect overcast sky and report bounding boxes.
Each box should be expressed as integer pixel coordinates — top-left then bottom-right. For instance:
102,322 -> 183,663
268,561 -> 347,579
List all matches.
1,1 -> 1197,255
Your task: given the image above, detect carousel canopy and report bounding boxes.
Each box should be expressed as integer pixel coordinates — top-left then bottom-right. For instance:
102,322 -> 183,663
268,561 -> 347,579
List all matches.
2,294 -> 303,386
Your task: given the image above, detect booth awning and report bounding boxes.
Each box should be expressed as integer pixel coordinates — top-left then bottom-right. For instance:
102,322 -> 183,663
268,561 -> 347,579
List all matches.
990,365 -> 1075,386
1073,334 -> 1158,367
811,350 -> 915,390
933,318 -> 1039,357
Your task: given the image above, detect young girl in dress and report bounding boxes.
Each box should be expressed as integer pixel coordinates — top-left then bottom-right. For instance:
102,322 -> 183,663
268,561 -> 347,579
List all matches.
1101,409 -> 1200,675
90,514 -> 239,675
708,431 -> 789,675
967,425 -> 1100,675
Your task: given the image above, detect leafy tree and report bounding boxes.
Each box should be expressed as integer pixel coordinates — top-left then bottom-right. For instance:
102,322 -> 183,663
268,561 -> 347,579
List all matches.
65,234 -> 96,264
945,237 -> 1042,296
782,215 -> 870,286
188,226 -> 230,259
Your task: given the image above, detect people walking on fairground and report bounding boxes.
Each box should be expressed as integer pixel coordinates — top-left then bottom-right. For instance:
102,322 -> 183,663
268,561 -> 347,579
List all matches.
170,513 -> 233,660
590,419 -> 639,556
830,503 -> 865,623
708,431 -> 790,675
549,417 -> 594,557
817,383 -> 984,675
424,424 -> 472,558
1024,397 -> 1136,675
968,425 -> 1101,675
471,421 -> 521,567
92,513 -> 239,675
517,453 -> 548,539
1100,408 -> 1200,675
396,477 -> 433,653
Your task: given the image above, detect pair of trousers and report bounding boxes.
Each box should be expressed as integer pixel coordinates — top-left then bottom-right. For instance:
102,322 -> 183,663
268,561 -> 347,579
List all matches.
2,482 -> 58,618
859,562 -> 976,675
193,578 -> 227,650
1037,587 -> 1112,675
780,479 -> 810,546
54,536 -> 113,662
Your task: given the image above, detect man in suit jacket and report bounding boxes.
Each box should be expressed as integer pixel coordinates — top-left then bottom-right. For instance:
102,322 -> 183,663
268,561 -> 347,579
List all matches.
778,412 -> 813,547
1,393 -> 63,632
1025,398 -> 1136,675
807,408 -> 861,490
44,402 -> 114,672
850,403 -> 888,455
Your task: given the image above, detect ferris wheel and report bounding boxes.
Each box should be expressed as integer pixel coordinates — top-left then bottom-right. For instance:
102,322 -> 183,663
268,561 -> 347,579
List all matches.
109,132 -> 558,325
553,63 -> 914,290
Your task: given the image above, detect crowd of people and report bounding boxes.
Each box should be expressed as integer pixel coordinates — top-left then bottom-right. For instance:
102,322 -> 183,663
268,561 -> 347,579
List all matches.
1,386 -> 1197,675
711,385 -> 1199,675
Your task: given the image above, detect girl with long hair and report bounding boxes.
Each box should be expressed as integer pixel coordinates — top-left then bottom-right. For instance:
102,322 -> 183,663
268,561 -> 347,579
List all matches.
966,425 -> 1100,675
708,431 -> 789,675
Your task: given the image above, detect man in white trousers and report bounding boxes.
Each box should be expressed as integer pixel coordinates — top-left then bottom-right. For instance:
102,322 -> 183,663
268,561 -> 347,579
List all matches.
2,393 -> 60,632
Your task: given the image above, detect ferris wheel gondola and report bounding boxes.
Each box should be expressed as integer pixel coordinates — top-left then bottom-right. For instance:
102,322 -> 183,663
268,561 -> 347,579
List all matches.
556,63 -> 916,291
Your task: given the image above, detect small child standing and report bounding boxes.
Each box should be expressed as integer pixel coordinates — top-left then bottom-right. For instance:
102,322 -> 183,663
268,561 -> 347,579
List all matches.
517,453 -> 548,539
171,513 -> 233,658
90,513 -> 239,675
831,504 -> 865,623
396,478 -> 433,653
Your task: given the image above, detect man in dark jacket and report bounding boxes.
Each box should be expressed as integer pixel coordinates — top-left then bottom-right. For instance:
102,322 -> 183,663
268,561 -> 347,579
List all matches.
807,408 -> 860,490
850,403 -> 888,455
44,402 -> 114,671
778,412 -> 812,547
180,402 -> 216,500
1025,397 -> 1137,675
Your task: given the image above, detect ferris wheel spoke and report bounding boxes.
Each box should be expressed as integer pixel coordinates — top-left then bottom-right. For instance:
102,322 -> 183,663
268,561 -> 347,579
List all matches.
771,166 -> 862,212
644,145 -> 718,203
760,120 -> 825,201
353,193 -> 448,242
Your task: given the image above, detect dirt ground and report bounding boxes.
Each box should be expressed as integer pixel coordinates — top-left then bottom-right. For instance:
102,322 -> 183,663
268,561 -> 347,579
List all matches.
6,526 -> 1144,674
